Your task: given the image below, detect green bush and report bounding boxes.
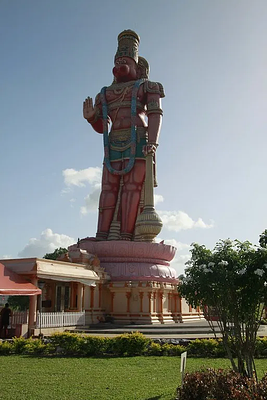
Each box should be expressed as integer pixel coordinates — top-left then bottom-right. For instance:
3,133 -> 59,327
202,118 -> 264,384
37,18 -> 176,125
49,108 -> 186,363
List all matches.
1,333 -> 267,359
111,332 -> 151,356
49,332 -> 82,355
0,340 -> 12,355
161,343 -> 186,356
24,338 -> 50,355
12,337 -> 28,354
255,337 -> 267,358
146,342 -> 162,356
176,369 -> 267,400
79,336 -> 110,356
187,338 -> 225,358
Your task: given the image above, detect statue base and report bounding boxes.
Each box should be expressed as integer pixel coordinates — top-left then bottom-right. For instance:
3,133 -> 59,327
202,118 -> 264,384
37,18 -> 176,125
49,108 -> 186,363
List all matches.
68,239 -> 186,324
70,239 -> 177,282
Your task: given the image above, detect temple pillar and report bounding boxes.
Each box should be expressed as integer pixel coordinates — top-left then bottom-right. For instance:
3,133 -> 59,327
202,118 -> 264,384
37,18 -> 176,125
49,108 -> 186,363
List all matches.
77,284 -> 83,311
139,291 -> 144,313
173,293 -> 177,313
126,292 -> 131,313
159,292 -> 163,314
147,292 -> 152,313
178,294 -> 182,313
90,286 -> 95,309
110,292 -> 115,313
153,292 -> 157,313
98,283 -> 102,308
28,277 -> 38,335
29,295 -> 37,331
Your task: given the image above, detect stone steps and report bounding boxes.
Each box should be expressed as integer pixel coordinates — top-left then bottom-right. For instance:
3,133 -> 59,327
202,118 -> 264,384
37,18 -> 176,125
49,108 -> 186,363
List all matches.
68,321 -> 267,339
69,320 -> 222,338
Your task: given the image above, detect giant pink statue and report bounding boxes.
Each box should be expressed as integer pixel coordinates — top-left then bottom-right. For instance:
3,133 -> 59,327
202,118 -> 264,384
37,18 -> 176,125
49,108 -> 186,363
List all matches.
69,30 -> 178,324
83,30 -> 164,241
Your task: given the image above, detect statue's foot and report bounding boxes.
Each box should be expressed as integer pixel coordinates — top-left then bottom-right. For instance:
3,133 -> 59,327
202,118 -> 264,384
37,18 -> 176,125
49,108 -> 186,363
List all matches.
120,233 -> 133,241
96,232 -> 108,241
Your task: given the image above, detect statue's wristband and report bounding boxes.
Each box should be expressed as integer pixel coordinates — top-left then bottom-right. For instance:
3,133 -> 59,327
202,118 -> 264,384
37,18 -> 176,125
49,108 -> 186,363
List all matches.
87,109 -> 101,124
147,142 -> 159,148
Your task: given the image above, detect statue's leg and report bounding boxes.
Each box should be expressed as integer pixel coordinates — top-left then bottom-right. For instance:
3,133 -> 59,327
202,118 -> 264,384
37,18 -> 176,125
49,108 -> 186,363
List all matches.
120,159 -> 146,240
96,163 -> 121,240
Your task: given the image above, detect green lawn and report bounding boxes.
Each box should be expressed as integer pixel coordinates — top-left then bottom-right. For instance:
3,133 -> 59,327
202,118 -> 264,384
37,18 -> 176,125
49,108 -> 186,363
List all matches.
0,356 -> 266,400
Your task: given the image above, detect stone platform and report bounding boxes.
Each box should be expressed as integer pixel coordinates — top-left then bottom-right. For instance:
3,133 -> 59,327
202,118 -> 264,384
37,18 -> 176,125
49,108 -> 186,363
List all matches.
69,239 -> 178,282
68,239 -> 199,324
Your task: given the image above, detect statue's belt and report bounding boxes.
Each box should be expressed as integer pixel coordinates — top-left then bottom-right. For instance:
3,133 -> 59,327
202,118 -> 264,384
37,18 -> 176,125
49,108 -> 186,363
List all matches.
109,127 -> 147,147
108,100 -> 145,112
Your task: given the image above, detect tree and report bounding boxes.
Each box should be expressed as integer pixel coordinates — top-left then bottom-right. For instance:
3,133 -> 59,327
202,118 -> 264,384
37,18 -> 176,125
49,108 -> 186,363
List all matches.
178,235 -> 267,379
8,296 -> 29,311
43,247 -> 68,261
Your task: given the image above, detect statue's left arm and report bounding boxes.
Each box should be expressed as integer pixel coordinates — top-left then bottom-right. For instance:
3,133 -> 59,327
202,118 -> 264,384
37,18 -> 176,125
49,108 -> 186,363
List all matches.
145,81 -> 165,151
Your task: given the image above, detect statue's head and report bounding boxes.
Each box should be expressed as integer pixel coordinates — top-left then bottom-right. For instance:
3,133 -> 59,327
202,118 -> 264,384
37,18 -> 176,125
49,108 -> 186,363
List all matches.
113,56 -> 138,82
113,30 -> 139,83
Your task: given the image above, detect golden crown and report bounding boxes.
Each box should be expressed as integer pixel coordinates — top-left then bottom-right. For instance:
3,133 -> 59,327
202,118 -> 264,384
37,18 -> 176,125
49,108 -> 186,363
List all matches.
115,30 -> 140,63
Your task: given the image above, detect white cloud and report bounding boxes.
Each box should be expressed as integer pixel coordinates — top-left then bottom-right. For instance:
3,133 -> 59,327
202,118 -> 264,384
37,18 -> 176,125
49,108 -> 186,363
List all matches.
171,253 -> 191,276
0,255 -> 13,259
18,229 -> 75,258
80,187 -> 101,214
156,237 -> 191,276
62,167 -> 102,188
195,218 -> 214,228
158,210 -> 214,232
70,198 -> 76,208
154,194 -> 164,206
62,167 -> 102,215
156,237 -> 190,252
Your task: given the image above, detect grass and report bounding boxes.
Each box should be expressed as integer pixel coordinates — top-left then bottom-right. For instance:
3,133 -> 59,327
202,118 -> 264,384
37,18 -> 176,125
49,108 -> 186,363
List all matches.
0,356 -> 266,400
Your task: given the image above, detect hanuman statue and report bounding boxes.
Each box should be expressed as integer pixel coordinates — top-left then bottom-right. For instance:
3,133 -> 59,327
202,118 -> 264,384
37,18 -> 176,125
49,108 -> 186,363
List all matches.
83,30 -> 164,241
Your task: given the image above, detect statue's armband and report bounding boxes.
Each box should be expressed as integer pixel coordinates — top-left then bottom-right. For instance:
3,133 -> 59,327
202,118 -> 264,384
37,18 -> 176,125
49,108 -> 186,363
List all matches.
144,81 -> 165,116
147,100 -> 163,116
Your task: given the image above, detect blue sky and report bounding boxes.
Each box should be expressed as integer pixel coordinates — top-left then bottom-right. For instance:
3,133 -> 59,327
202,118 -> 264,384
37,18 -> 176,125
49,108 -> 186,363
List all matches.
1,0 -> 267,275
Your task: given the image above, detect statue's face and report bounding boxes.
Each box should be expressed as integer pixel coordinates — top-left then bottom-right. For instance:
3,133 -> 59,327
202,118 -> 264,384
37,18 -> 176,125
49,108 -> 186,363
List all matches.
113,57 -> 137,82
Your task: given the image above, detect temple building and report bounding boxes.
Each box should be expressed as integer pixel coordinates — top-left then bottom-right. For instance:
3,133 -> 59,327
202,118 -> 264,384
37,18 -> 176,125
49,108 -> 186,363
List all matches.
0,244 -> 201,337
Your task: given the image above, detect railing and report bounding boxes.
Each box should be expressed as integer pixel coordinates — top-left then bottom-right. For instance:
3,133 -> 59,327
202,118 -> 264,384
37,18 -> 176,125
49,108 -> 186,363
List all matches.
36,311 -> 85,328
11,311 -> 28,326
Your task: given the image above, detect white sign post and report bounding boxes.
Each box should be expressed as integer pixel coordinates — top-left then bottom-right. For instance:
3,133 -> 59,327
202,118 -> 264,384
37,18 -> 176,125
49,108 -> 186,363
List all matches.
180,351 -> 187,388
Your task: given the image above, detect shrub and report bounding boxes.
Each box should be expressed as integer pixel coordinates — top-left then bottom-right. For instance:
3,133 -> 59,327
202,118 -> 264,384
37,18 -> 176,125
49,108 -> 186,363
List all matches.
0,340 -> 12,355
12,337 -> 28,354
161,343 -> 186,356
2,334 -> 267,358
111,332 -> 151,356
176,369 -> 267,400
79,336 -> 110,356
187,339 -> 224,358
257,373 -> 267,397
24,338 -> 49,355
147,342 -> 162,356
255,337 -> 267,358
49,332 -> 82,355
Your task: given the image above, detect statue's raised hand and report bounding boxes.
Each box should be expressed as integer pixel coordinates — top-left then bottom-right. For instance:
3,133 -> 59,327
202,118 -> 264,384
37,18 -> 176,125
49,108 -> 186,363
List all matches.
83,97 -> 96,122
